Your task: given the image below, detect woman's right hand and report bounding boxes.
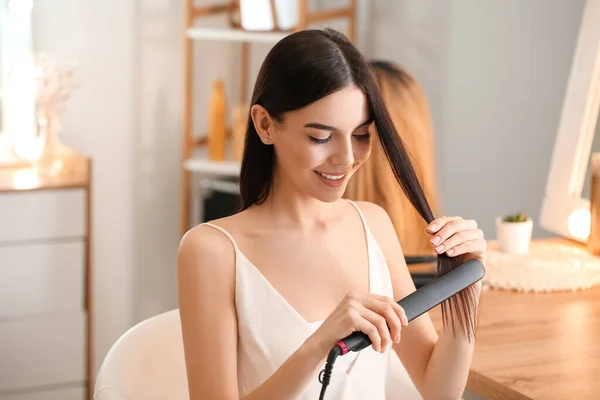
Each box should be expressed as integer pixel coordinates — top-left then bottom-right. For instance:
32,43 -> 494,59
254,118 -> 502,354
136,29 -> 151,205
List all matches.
308,292 -> 408,355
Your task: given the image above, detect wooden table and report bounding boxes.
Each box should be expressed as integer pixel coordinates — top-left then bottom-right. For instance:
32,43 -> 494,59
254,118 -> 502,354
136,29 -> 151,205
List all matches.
424,240 -> 600,399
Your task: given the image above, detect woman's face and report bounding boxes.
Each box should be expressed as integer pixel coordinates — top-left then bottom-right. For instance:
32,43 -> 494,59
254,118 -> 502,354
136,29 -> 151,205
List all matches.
252,85 -> 372,203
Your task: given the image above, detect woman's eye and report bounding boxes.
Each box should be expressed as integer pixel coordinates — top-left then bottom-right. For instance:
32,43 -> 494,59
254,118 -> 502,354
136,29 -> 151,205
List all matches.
353,133 -> 371,141
309,136 -> 331,144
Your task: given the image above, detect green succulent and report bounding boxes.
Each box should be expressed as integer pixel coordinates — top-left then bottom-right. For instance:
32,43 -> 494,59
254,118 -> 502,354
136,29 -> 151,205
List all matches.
502,212 -> 529,223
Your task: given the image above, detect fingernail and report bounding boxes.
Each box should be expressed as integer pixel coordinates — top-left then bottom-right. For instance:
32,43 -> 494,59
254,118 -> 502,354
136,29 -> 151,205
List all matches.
447,248 -> 454,255
428,223 -> 437,232
430,236 -> 441,245
435,244 -> 444,253
404,316 -> 408,326
395,333 -> 400,343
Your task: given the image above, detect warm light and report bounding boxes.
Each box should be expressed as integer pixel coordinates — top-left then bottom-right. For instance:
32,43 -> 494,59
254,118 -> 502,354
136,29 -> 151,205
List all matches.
568,208 -> 591,240
11,168 -> 39,190
1,0 -> 37,162
12,133 -> 45,161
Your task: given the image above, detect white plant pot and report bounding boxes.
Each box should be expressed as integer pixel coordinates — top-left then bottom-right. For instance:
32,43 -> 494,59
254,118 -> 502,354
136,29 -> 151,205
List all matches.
496,217 -> 533,254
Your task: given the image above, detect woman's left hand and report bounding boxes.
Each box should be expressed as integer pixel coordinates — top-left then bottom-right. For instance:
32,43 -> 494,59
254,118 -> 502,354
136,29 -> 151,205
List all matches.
425,216 -> 486,260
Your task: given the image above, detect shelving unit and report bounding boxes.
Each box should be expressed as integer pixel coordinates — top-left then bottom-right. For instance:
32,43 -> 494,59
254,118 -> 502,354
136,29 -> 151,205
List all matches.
181,0 -> 357,234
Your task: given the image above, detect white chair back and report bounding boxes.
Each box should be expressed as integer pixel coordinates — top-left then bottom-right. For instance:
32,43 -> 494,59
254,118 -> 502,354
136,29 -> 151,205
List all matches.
94,309 -> 189,400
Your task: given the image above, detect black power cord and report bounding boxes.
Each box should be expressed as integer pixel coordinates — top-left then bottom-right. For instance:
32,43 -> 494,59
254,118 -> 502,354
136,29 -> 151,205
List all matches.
317,346 -> 342,400
317,331 -> 372,399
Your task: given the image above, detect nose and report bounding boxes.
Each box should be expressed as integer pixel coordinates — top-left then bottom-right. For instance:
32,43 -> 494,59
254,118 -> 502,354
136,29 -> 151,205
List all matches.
329,137 -> 354,168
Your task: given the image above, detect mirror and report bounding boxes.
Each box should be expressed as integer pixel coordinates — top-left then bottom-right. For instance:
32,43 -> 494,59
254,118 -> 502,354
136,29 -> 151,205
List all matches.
0,0 -> 37,165
539,0 -> 600,242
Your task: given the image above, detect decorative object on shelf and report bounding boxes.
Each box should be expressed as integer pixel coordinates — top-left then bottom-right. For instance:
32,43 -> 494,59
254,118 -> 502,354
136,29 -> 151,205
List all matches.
483,240 -> 600,292
208,80 -> 227,161
239,0 -> 298,31
13,53 -> 78,165
496,212 -> 533,254
231,103 -> 247,162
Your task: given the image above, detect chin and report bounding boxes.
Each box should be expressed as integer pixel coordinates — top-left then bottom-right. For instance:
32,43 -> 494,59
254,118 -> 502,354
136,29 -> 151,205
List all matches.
310,182 -> 349,203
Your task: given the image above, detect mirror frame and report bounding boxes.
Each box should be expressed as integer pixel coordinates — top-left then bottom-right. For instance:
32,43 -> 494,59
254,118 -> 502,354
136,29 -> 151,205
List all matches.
539,0 -> 600,242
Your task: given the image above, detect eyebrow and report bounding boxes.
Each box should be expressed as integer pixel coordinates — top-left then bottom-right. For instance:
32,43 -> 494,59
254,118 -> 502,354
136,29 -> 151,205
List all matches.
304,119 -> 373,132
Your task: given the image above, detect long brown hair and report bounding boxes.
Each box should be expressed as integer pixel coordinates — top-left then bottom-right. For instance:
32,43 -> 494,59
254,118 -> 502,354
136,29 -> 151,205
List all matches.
238,28 -> 478,340
345,60 -> 439,257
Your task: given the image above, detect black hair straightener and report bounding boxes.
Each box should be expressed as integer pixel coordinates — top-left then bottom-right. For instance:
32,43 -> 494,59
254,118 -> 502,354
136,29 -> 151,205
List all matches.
317,258 -> 485,399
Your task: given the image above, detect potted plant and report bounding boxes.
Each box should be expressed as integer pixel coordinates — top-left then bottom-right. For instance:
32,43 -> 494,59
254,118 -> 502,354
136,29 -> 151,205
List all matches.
496,212 -> 533,254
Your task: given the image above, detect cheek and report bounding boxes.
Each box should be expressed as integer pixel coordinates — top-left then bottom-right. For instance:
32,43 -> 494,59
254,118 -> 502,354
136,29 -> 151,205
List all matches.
354,142 -> 372,165
277,139 -> 328,170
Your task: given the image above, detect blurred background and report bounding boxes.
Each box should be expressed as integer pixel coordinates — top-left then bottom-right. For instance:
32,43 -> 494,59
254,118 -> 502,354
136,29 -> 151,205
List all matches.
1,1 -> 599,399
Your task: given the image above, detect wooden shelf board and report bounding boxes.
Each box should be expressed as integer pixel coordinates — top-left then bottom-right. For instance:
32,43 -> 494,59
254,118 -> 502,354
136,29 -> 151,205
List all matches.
186,27 -> 288,44
184,157 -> 241,176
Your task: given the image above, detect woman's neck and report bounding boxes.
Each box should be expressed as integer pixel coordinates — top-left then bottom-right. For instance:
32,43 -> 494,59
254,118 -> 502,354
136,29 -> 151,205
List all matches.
252,169 -> 341,232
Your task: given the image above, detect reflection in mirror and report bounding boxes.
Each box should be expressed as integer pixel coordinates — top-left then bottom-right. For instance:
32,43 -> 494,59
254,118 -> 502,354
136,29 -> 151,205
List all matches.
582,112 -> 600,199
0,0 -> 38,165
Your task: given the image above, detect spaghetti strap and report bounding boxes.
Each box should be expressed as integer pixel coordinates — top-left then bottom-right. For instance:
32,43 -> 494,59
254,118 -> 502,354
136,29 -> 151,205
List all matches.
345,199 -> 372,235
201,222 -> 241,253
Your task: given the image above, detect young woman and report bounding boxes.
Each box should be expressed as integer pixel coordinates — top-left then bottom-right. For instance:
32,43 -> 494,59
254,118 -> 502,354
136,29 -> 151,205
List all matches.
177,28 -> 486,400
345,60 -> 439,258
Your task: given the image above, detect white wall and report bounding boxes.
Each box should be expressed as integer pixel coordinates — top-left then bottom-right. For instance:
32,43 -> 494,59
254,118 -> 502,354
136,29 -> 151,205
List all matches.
364,0 -> 587,239
359,0 -> 449,144
442,0 -> 586,239
33,0 -> 138,378
133,0 -> 184,328
33,0 -> 190,377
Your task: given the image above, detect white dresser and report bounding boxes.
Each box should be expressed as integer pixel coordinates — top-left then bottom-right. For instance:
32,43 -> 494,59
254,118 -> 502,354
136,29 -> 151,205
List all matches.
0,152 -> 92,400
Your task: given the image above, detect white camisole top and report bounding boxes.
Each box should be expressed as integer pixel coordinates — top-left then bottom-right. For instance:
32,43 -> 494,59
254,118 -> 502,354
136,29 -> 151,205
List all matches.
202,199 -> 422,399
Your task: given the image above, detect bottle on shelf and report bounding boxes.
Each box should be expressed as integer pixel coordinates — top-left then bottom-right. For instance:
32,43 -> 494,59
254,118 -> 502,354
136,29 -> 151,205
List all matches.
208,80 -> 227,161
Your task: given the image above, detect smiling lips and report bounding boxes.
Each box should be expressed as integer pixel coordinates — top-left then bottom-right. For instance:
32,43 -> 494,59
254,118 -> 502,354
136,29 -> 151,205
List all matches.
314,170 -> 347,187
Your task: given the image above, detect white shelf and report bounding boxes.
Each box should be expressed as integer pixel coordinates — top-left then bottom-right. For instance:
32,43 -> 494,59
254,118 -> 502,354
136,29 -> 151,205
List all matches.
199,178 -> 240,195
184,158 -> 241,177
186,27 -> 288,44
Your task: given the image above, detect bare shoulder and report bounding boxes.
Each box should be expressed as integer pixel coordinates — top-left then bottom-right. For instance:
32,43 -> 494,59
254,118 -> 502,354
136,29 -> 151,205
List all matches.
176,221 -> 241,398
352,200 -> 390,224
352,201 -> 399,251
177,222 -> 237,283
177,210 -> 249,263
